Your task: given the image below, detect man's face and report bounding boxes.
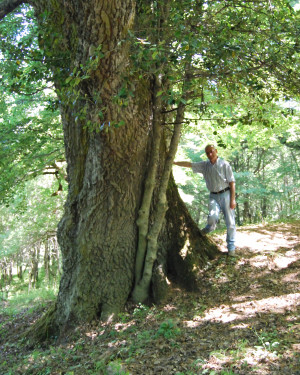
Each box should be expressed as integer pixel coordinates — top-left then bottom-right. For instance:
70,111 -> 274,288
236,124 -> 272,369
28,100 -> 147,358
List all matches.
205,146 -> 218,164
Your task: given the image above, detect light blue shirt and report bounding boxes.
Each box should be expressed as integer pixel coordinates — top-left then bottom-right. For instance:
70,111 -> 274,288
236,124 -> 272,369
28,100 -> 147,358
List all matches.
192,157 -> 235,193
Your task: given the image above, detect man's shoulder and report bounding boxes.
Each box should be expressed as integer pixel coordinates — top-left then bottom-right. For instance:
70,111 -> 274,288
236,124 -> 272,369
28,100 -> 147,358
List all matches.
217,158 -> 231,167
192,160 -> 208,166
191,160 -> 208,173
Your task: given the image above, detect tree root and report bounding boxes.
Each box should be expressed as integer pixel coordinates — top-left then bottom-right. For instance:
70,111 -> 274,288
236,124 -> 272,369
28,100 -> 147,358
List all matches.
22,302 -> 58,347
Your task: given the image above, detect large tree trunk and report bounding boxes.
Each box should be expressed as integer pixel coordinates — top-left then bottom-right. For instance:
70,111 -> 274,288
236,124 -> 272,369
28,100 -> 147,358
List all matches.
29,0 -> 150,327
6,0 -> 220,337
56,118 -> 152,325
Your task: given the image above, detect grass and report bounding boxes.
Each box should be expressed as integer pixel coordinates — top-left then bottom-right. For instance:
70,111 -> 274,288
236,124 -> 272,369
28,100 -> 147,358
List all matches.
0,271 -> 58,315
1,287 -> 57,314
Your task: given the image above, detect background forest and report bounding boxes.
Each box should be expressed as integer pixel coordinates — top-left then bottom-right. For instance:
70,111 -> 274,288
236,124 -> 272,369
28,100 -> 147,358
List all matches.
0,3 -> 299,304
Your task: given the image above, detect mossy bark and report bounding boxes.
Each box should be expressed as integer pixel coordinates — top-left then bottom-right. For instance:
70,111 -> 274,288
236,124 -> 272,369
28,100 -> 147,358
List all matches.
132,93 -> 186,303
134,76 -> 163,288
16,0 -> 220,340
23,302 -> 58,346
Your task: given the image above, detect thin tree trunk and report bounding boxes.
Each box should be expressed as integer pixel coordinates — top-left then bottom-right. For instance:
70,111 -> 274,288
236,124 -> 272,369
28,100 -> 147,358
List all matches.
29,245 -> 39,290
51,237 -> 61,279
44,240 -> 50,283
133,85 -> 187,303
134,75 -> 163,287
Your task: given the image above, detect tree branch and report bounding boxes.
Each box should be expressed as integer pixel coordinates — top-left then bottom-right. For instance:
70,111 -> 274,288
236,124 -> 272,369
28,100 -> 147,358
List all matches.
0,0 -> 26,20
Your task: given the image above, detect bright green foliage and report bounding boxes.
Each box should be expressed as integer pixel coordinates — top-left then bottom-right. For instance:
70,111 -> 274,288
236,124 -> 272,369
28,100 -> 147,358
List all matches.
174,99 -> 300,225
0,276 -> 58,315
0,96 -> 64,202
0,175 -> 66,287
0,175 -> 66,255
0,5 -> 64,204
0,6 -> 65,288
0,6 -> 49,95
132,0 -> 299,107
155,319 -> 181,339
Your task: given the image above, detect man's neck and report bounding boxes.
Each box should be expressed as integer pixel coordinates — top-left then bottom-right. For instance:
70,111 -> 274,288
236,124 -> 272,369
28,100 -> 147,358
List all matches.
210,156 -> 218,165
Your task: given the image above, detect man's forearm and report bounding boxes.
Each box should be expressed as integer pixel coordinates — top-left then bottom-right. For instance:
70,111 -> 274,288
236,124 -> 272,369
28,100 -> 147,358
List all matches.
229,181 -> 236,209
173,161 -> 192,168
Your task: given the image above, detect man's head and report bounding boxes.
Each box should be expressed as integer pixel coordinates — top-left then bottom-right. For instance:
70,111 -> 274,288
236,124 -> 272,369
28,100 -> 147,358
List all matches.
205,144 -> 218,164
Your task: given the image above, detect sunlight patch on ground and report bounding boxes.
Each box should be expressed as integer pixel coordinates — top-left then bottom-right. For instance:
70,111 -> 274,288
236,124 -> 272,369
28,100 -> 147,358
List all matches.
196,343 -> 279,375
292,343 -> 300,351
281,271 -> 300,284
184,293 -> 300,326
215,228 -> 300,275
273,249 -> 298,269
85,330 -> 99,339
250,255 -> 273,269
216,228 -> 299,256
235,230 -> 299,253
163,303 -> 177,312
239,347 -> 279,369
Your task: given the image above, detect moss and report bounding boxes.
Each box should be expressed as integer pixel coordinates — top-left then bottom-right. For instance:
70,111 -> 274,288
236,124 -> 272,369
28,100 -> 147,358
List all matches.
22,302 -> 58,347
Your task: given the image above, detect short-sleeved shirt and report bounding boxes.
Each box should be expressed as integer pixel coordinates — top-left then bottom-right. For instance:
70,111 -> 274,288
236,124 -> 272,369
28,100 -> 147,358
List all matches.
192,158 -> 235,193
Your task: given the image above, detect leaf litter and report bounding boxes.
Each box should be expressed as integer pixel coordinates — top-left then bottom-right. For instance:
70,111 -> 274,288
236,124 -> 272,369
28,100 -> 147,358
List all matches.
0,222 -> 299,374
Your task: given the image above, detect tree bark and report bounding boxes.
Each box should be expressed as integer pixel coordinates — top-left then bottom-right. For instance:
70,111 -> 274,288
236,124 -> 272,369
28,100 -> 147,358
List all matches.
2,0 -> 220,338
134,75 -> 163,292
133,66 -> 194,303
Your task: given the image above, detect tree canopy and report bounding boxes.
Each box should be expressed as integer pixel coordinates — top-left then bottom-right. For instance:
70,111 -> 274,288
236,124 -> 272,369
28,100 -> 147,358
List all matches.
0,5 -> 64,203
1,1 -> 299,200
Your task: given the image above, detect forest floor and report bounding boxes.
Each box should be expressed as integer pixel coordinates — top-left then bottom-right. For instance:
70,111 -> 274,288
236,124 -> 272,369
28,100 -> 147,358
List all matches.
0,222 -> 299,375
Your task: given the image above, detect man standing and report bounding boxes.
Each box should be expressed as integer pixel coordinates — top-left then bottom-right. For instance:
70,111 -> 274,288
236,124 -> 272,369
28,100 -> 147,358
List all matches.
173,144 -> 236,256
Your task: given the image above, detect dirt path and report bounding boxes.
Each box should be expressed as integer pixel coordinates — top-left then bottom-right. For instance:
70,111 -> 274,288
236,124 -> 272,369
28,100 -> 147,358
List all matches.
127,222 -> 300,374
177,221 -> 300,374
1,222 -> 299,375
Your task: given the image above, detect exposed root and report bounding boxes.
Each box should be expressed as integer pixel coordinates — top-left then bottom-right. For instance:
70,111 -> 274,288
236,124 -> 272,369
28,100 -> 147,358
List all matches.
22,302 -> 58,347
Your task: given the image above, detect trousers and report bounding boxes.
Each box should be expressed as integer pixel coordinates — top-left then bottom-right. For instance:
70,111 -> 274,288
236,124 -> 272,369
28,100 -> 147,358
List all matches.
202,190 -> 236,251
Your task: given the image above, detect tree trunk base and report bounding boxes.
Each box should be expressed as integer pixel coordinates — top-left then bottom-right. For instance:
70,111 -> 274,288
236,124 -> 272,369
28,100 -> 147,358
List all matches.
151,263 -> 171,305
158,178 -> 220,292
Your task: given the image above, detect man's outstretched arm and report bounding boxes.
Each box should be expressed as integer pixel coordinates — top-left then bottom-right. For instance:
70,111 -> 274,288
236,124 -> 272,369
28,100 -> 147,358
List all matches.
173,161 -> 192,168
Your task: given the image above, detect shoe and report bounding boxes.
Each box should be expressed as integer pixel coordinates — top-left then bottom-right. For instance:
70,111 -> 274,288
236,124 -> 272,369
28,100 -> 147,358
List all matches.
228,250 -> 236,257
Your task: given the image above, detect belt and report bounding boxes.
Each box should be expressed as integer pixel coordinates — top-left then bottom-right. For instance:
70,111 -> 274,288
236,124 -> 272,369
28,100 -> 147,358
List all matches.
211,187 -> 230,194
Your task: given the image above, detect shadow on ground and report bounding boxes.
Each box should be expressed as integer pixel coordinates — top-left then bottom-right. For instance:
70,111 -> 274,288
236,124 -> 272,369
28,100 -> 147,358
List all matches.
0,222 -> 299,374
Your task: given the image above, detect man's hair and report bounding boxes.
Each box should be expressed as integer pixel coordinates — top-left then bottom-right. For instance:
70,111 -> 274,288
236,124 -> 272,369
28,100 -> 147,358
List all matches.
205,144 -> 216,151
